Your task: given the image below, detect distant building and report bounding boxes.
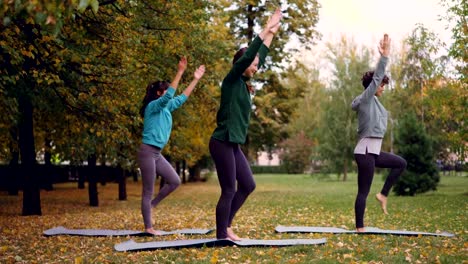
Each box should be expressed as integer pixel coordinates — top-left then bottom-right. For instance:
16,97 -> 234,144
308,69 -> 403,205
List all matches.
256,151 -> 280,166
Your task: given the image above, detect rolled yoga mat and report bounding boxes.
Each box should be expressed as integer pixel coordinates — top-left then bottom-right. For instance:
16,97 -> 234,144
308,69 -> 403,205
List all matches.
114,237 -> 327,251
43,226 -> 213,237
275,225 -> 455,237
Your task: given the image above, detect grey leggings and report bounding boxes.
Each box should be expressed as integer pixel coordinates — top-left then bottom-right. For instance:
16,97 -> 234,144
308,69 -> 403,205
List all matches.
209,138 -> 256,239
354,151 -> 407,228
138,144 -> 181,229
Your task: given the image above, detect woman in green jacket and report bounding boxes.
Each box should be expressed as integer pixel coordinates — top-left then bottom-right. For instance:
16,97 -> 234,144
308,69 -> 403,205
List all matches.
209,9 -> 282,240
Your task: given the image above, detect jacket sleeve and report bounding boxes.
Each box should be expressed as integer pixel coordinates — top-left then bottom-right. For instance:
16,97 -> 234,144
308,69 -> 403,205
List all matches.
351,95 -> 362,111
257,43 -> 270,69
224,36 -> 264,82
167,94 -> 188,112
359,56 -> 388,103
145,87 -> 176,114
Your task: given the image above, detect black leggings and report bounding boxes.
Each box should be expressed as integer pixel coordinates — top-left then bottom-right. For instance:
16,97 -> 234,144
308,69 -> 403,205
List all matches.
354,151 -> 406,228
209,138 -> 256,239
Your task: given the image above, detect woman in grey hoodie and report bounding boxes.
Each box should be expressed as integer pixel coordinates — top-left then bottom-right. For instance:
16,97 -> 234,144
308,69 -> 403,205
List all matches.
351,34 -> 407,232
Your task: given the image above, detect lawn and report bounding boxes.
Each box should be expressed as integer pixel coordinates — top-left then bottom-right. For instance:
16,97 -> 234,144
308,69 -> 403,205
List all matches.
0,172 -> 466,263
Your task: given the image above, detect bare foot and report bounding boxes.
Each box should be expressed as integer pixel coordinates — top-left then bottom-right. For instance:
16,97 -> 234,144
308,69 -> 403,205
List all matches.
145,228 -> 162,236
227,227 -> 242,241
376,193 -> 388,215
356,227 -> 366,232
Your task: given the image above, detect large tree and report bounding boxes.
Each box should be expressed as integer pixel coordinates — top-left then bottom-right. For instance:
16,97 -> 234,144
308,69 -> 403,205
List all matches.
316,37 -> 372,181
387,24 -> 465,163
0,0 -> 232,213
440,0 -> 467,82
393,112 -> 439,196
279,61 -> 326,172
0,0 -> 138,213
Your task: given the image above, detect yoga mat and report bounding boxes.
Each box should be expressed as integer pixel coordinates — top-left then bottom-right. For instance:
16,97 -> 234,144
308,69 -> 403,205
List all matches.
275,225 -> 455,237
114,237 -> 327,251
43,226 -> 213,237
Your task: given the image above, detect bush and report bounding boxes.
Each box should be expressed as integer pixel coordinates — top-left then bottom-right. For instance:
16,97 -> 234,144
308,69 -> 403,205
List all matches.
393,113 -> 439,196
279,131 -> 314,174
250,165 -> 287,174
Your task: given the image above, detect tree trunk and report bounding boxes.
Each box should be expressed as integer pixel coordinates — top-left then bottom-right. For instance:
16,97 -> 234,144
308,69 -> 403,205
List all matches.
133,169 -> 138,182
19,94 -> 41,216
189,164 -> 202,182
342,158 -> 348,182
182,160 -> 187,183
87,154 -> 99,206
99,156 -> 107,186
177,161 -> 185,184
118,166 -> 127,201
247,5 -> 254,42
42,138 -> 54,191
7,149 -> 19,196
77,165 -> 85,189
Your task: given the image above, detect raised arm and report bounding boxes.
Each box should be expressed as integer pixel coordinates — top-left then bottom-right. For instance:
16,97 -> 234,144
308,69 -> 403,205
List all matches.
360,34 -> 391,101
182,65 -> 206,97
379,34 -> 391,57
228,8 -> 282,78
170,57 -> 187,89
260,8 -> 282,48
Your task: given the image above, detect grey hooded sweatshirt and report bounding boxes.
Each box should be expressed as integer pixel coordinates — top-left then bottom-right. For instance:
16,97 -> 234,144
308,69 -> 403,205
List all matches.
351,56 -> 389,139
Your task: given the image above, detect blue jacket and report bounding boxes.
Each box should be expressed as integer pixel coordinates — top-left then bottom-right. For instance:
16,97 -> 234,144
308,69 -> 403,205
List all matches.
142,87 -> 187,149
351,56 -> 389,139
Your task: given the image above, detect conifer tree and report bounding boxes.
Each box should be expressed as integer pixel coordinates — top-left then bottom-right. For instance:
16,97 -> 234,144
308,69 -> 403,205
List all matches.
393,113 -> 439,196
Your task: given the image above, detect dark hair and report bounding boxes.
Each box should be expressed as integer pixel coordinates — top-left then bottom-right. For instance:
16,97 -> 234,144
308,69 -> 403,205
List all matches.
361,71 -> 389,89
233,47 -> 248,64
139,81 -> 170,118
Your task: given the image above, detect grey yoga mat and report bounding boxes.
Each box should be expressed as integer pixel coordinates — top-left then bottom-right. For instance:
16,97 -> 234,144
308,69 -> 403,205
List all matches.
43,226 -> 213,237
114,237 -> 327,251
275,225 -> 455,237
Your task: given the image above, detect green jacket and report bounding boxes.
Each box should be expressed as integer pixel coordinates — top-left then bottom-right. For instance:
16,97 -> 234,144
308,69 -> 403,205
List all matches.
211,36 -> 269,144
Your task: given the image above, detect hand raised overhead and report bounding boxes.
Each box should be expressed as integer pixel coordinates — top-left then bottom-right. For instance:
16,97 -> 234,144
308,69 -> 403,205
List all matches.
378,34 -> 391,57
178,57 -> 188,72
194,65 -> 205,80
266,8 -> 282,34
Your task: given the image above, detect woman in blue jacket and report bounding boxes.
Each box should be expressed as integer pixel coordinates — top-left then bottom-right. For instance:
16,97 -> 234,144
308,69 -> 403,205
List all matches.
138,58 -> 205,235
351,34 -> 407,232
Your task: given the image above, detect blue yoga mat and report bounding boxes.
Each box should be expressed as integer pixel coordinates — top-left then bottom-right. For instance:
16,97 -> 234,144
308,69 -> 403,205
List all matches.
43,226 -> 213,237
275,225 -> 455,237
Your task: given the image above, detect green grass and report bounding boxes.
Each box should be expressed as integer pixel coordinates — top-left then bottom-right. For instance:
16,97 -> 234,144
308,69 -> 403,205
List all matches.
0,173 -> 466,263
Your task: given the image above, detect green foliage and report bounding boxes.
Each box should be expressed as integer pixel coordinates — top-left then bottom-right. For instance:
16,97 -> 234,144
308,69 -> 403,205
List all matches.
0,1 -> 234,214
0,0 -> 231,168
386,22 -> 466,166
440,0 -> 467,82
316,37 -> 372,180
224,0 -> 320,65
393,112 -> 439,196
250,165 -> 287,174
127,0 -> 231,166
249,70 -> 305,156
423,79 -> 467,162
392,24 -> 447,121
0,0 -> 99,34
